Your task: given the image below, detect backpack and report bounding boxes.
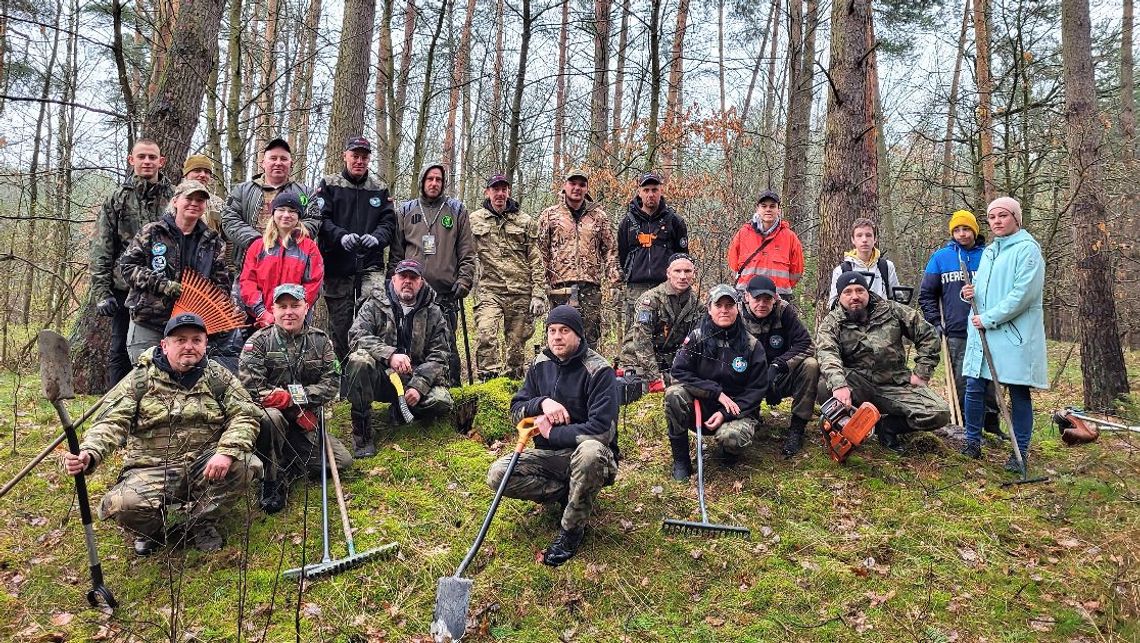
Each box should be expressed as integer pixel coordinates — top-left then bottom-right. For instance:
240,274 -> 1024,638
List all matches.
841,256 -> 890,291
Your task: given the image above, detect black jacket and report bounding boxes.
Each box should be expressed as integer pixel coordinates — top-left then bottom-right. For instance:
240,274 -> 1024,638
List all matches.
672,315 -> 769,420
510,341 -> 620,457
315,170 -> 395,278
618,197 -> 688,285
740,299 -> 814,372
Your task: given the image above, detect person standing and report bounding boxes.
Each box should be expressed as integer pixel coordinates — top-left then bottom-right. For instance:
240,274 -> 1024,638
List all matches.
617,172 -> 688,329
180,154 -> 226,237
827,217 -> 902,307
238,190 -> 324,328
959,197 -> 1047,471
389,163 -> 476,386
470,173 -> 546,380
537,168 -> 621,347
726,190 -> 805,299
90,139 -> 174,386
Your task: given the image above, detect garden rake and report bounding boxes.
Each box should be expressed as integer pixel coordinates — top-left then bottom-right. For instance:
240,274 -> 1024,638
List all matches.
661,399 -> 750,538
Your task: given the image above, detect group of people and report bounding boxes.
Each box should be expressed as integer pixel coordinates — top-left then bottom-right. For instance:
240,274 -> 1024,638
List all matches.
64,134 -> 1047,567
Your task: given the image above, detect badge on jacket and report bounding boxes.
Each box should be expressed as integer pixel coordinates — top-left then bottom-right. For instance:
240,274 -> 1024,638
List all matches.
769,335 -> 784,350
369,197 -> 381,207
152,242 -> 167,256
442,214 -> 454,229
732,356 -> 747,372
151,256 -> 167,271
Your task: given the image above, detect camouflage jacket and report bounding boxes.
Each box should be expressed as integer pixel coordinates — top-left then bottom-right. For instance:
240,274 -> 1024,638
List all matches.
90,173 -> 175,301
618,282 -> 701,380
238,324 -> 339,408
470,198 -> 544,297
119,213 -> 232,331
816,294 -> 941,392
221,176 -> 317,269
349,282 -> 450,395
80,348 -> 259,471
537,194 -> 620,289
740,298 -> 815,372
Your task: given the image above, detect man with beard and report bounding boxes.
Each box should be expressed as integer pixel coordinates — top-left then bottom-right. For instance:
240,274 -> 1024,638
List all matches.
665,285 -> 769,480
617,173 -> 688,329
618,253 -> 701,387
314,136 -> 396,362
344,259 -> 454,457
390,164 -> 475,386
470,174 -> 546,380
816,271 -> 950,453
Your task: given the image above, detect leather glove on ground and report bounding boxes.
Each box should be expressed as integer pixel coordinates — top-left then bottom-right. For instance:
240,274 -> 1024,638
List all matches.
95,297 -> 119,317
451,283 -> 470,299
529,296 -> 548,316
648,378 -> 666,393
359,234 -> 380,249
340,233 -> 360,252
261,389 -> 293,409
161,281 -> 183,298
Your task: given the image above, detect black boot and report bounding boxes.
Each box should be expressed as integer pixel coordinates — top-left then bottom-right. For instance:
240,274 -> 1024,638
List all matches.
877,417 -> 905,454
542,526 -> 585,567
782,420 -> 807,457
352,410 -> 375,458
669,438 -> 692,481
259,479 -> 286,514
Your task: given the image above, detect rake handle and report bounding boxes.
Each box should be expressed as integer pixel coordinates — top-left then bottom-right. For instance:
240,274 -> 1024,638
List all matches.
694,400 -> 708,524
322,413 -> 356,557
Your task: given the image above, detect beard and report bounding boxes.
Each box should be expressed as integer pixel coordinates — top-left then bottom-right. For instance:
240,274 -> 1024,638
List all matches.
844,306 -> 869,324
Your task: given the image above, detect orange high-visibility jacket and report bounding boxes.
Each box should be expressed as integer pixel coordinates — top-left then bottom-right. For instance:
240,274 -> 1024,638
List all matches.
727,219 -> 804,293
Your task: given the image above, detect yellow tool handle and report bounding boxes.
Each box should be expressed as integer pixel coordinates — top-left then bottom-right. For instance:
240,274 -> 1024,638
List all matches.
387,369 -> 405,396
515,417 -> 539,452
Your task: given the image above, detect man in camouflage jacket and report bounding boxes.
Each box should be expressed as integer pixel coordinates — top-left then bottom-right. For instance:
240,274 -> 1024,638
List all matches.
63,313 -> 260,555
470,173 -> 546,380
619,253 -> 700,386
816,271 -> 950,453
344,259 -> 454,457
90,139 -> 174,385
537,168 -> 620,347
239,284 -> 352,514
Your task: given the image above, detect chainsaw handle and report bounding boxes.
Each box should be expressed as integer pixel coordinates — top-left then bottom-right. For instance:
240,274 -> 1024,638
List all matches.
515,417 -> 539,452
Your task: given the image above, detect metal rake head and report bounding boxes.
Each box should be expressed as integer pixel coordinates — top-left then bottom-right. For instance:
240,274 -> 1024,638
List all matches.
283,542 -> 399,580
661,518 -> 750,539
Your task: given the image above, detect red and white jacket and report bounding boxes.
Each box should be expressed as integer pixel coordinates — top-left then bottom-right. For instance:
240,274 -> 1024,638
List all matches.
238,232 -> 324,316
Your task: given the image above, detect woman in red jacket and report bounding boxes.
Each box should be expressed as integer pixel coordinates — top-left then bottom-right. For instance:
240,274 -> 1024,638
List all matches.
239,190 -> 324,327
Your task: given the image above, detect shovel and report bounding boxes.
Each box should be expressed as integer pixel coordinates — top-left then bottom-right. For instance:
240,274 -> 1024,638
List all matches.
37,330 -> 118,610
661,399 -> 750,538
430,418 -> 539,642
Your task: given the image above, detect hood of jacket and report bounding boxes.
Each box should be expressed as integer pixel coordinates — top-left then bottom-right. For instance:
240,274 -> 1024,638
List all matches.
990,228 -> 1034,251
418,163 -> 448,207
695,313 -> 751,355
160,211 -> 210,237
842,248 -> 881,268
481,197 -> 520,216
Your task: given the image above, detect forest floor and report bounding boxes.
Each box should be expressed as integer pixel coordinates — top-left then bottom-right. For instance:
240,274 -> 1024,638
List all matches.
0,340 -> 1139,642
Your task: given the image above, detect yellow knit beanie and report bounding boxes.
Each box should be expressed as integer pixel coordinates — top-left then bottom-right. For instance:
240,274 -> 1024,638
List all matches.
948,209 -> 979,236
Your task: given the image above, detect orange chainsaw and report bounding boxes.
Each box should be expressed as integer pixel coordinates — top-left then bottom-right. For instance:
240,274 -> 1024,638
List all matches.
820,397 -> 881,463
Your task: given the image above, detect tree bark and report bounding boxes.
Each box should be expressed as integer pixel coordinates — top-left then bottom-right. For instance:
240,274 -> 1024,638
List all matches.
646,0 -> 662,166
443,0 -> 476,181
589,0 -> 612,164
323,0 -> 376,175
782,0 -> 816,226
1123,0 -> 1135,163
489,0 -> 506,168
111,0 -> 137,146
553,0 -> 570,180
1060,0 -> 1131,409
761,0 -> 782,161
375,0 -> 395,184
814,0 -> 877,314
254,0 -> 279,151
973,0 -> 996,204
612,0 -> 630,140
141,0 -> 225,178
389,0 -> 418,187
505,0 -> 532,183
409,0 -> 448,197
942,0 -> 971,213
717,0 -> 726,114
225,0 -> 245,184
659,0 -> 689,175
290,0 -> 322,183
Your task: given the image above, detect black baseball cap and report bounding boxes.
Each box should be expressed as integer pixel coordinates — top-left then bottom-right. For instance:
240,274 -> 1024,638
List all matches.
394,259 -> 423,275
638,172 -> 662,187
164,313 -> 207,337
746,276 -> 778,298
344,135 -> 372,152
264,137 -> 292,154
485,173 -> 510,188
756,189 -> 780,205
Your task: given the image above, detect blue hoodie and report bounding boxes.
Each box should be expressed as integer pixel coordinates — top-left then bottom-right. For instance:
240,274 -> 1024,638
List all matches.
918,238 -> 986,338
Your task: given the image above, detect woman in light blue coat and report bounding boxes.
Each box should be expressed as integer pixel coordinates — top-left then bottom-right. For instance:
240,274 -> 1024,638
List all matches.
959,196 -> 1048,471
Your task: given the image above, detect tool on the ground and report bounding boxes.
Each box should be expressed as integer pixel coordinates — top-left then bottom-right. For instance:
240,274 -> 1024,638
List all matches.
283,413 -> 398,579
458,299 -> 474,386
431,418 -> 539,642
1055,407 -> 1140,445
386,369 -> 416,423
172,269 -> 247,334
961,260 -> 1048,488
661,400 -> 750,538
819,397 -> 881,463
615,367 -> 646,405
37,330 -> 117,610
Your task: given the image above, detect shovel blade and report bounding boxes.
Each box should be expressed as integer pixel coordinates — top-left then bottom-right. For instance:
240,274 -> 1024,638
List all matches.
37,330 -> 74,402
430,576 -> 473,642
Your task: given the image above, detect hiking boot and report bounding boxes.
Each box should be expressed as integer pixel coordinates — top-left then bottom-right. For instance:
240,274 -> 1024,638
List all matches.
351,411 -> 375,458
782,424 -> 806,457
133,533 -> 163,557
542,526 -> 585,567
669,438 -> 692,481
259,479 -> 286,514
718,447 -> 740,467
1005,453 -> 1025,474
877,417 -> 906,454
959,441 -> 982,460
191,524 -> 224,552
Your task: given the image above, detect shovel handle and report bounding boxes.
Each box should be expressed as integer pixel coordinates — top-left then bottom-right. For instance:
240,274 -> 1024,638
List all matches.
515,417 -> 539,452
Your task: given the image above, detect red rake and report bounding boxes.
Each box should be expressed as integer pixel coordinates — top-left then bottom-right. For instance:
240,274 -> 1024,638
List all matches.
171,269 -> 247,335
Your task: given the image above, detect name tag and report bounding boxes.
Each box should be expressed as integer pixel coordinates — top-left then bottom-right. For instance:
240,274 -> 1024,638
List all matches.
287,384 -> 309,405
422,234 -> 437,255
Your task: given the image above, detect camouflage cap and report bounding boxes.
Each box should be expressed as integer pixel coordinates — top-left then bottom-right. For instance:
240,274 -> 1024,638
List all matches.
173,179 -> 211,198
707,284 -> 739,305
564,167 -> 589,182
272,283 -> 306,302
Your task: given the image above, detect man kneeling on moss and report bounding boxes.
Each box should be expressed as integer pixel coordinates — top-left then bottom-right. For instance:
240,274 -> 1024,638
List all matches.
487,305 -> 620,567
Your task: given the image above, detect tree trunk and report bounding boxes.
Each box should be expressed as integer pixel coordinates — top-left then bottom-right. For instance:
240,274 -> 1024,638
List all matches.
505,0 -> 532,183
141,0 -> 225,178
814,0 -> 876,314
254,0 -> 279,151
204,61 -> 223,181
553,0 -> 570,179
443,0 -> 476,181
612,0 -> 630,141
942,0 -> 971,212
589,0 -> 611,164
1123,0 -> 1135,162
389,0 -> 418,187
867,13 -> 890,252
225,0 -> 245,184
323,0 -> 376,175
291,0 -> 322,183
782,0 -> 816,226
489,0 -> 506,168
659,0 -> 689,175
761,0 -> 782,162
147,0 -> 178,101
646,0 -> 662,166
1060,0 -> 1131,409
375,0 -> 395,184
973,0 -> 996,204
111,0 -> 137,146
409,0 -> 448,197
717,0 -> 726,113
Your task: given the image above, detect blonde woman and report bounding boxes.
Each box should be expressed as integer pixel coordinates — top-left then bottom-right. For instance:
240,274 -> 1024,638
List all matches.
238,191 -> 324,327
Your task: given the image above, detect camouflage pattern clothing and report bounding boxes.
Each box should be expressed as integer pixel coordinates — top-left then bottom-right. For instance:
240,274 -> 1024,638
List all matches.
78,348 -> 261,539
548,284 -> 604,348
238,324 -> 352,483
618,281 -> 701,381
90,173 -> 176,302
816,294 -> 950,432
324,271 -> 387,363
344,282 -> 454,424
740,299 -> 819,424
221,176 -> 318,270
470,198 -> 544,379
664,384 -> 759,455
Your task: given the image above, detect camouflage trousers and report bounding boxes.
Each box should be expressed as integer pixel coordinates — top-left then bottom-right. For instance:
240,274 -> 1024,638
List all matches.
98,449 -> 262,539
548,283 -> 603,347
324,270 -> 386,363
255,408 -> 353,484
474,289 -> 534,380
487,440 -> 617,531
622,282 -> 656,333
767,357 -> 821,423
343,350 -> 454,421
664,385 -> 759,455
436,295 -> 464,387
816,370 -> 951,433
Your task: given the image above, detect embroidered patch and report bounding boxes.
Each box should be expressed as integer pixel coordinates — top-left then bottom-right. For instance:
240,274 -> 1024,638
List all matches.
152,242 -> 167,256
242,343 -> 254,352
315,197 -> 325,209
769,335 -> 785,350
731,356 -> 747,372
369,196 -> 381,207
299,193 -> 309,206
637,310 -> 652,324
679,236 -> 688,248
151,256 -> 167,271
442,214 -> 455,229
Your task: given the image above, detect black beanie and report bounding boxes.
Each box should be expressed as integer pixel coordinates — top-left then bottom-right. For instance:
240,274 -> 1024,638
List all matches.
546,305 -> 585,340
835,270 -> 869,293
